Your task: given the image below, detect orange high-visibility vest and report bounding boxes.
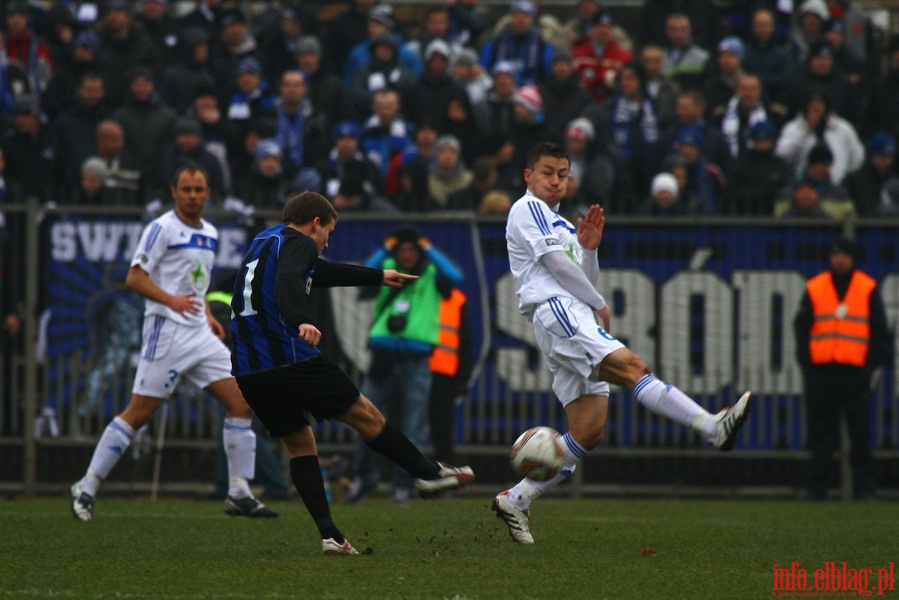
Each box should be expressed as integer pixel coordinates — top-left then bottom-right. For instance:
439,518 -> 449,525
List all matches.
430,289 -> 466,376
807,270 -> 876,367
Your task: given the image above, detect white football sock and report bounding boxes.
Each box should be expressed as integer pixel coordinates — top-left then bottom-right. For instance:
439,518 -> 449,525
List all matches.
633,374 -> 716,438
223,417 -> 255,498
81,416 -> 134,497
508,432 -> 585,510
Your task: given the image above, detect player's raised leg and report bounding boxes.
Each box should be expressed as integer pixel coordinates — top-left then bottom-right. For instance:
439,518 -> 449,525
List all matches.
599,348 -> 752,451
338,394 -> 474,497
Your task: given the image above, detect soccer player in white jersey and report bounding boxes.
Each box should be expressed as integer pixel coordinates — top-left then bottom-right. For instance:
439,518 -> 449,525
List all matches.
71,163 -> 277,521
492,142 -> 752,544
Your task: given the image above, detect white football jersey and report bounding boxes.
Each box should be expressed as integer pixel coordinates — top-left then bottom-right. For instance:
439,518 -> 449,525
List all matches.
506,190 -> 584,315
130,209 -> 217,327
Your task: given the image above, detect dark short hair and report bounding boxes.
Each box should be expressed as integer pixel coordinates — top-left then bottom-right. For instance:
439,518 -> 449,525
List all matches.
526,141 -> 569,170
281,191 -> 338,227
171,162 -> 209,188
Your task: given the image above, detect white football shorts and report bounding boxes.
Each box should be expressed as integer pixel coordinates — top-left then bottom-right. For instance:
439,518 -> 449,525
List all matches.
132,315 -> 233,398
532,296 -> 625,405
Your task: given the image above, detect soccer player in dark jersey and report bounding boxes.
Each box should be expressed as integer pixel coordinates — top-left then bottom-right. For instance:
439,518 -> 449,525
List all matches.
230,191 -> 475,555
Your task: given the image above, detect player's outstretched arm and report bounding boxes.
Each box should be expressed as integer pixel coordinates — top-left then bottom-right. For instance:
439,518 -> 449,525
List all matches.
382,269 -> 418,288
576,204 -> 605,251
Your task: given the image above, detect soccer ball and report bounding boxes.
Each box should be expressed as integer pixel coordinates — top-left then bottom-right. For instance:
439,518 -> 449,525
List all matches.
510,426 -> 565,481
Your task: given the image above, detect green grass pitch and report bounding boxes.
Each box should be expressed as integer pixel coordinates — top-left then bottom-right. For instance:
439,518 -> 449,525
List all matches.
1,496 -> 895,599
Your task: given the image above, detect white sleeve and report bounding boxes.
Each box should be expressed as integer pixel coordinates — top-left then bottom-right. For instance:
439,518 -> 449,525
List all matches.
541,250 -> 607,310
580,247 -> 600,287
130,219 -> 167,273
516,198 -> 565,260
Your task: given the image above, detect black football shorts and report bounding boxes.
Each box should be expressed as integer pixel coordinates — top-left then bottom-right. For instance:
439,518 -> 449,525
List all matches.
235,355 -> 360,438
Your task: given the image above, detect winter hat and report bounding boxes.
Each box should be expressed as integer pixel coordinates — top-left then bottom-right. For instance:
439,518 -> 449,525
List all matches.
748,121 -> 777,144
293,167 -> 322,192
809,39 -> 834,59
372,31 -> 398,50
333,120 -> 361,140
799,0 -> 830,20
107,0 -> 130,13
479,190 -> 512,215
369,4 -> 396,29
13,96 -> 37,116
255,139 -> 281,161
513,85 -> 542,113
674,125 -> 703,148
717,36 -> 745,61
435,134 -> 462,153
6,1 -> 30,16
829,237 -> 858,258
393,225 -> 423,246
453,48 -> 478,68
566,117 -> 595,142
81,157 -> 109,179
174,117 -> 202,137
237,56 -> 262,76
509,0 -> 536,16
651,173 -> 679,196
296,36 -> 322,57
867,131 -> 896,157
553,49 -> 573,64
221,8 -> 246,28
492,60 -> 516,77
828,19 -> 846,35
75,29 -> 101,53
590,10 -> 614,27
424,39 -> 451,62
807,143 -> 833,165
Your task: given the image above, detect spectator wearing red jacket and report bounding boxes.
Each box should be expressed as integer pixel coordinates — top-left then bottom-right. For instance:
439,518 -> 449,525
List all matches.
572,11 -> 632,105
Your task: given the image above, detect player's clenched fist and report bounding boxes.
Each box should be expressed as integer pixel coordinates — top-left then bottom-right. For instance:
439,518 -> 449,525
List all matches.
298,323 -> 322,347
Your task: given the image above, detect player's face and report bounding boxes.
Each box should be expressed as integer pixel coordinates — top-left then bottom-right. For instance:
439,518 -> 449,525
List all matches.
524,155 -> 569,207
172,171 -> 210,224
309,218 -> 335,255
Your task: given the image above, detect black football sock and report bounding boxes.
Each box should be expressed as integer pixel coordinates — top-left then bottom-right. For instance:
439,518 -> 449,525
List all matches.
365,421 -> 440,479
290,455 -> 342,542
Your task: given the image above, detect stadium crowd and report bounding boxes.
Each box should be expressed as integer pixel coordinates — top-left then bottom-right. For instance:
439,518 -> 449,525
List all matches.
2,0 -> 899,220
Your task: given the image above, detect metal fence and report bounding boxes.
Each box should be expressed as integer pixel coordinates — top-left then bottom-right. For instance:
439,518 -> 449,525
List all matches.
2,201 -> 898,497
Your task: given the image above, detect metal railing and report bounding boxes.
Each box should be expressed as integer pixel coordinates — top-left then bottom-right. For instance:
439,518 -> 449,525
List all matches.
2,202 -> 897,497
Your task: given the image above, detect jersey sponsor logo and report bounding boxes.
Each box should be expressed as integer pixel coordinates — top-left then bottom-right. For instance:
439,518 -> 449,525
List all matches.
544,238 -> 559,246
189,262 -> 211,293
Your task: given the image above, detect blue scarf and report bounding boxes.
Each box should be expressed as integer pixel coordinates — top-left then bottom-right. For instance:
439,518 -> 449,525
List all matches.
0,56 -> 13,116
276,104 -> 305,168
608,96 -> 659,159
494,27 -> 541,86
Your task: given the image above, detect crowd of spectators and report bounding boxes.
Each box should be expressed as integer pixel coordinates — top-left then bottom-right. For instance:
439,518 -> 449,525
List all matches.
2,0 -> 899,220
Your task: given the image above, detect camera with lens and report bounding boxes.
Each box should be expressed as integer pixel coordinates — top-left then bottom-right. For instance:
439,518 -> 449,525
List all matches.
387,315 -> 408,333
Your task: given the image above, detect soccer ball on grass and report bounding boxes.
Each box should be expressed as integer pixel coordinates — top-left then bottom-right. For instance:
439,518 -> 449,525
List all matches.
509,426 -> 565,481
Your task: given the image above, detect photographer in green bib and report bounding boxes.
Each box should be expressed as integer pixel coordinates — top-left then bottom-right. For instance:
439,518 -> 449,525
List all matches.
347,226 -> 464,505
